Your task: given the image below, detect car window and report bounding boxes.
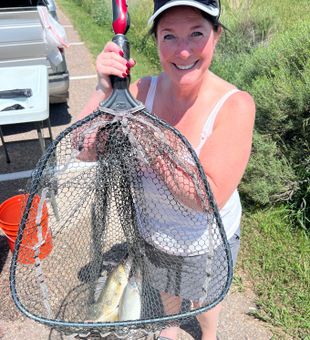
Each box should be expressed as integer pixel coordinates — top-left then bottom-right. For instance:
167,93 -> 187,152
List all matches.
0,1 -> 48,8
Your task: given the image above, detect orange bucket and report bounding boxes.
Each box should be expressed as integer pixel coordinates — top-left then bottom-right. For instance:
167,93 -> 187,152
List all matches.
0,194 -> 52,264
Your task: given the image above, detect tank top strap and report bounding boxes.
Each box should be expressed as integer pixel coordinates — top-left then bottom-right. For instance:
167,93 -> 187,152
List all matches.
144,76 -> 158,112
195,88 -> 240,156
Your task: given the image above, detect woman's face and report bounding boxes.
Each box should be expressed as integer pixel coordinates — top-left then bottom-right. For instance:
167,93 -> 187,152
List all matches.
156,6 -> 221,86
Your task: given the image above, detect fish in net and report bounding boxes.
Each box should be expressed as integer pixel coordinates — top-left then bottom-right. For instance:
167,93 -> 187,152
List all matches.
9,1 -> 233,338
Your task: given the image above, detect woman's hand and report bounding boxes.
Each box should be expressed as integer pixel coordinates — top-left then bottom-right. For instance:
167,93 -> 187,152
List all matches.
78,41 -> 136,120
96,41 -> 136,95
72,122 -> 112,162
71,124 -> 100,162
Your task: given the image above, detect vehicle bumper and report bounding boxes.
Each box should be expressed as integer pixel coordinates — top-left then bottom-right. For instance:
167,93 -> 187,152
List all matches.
48,72 -> 69,103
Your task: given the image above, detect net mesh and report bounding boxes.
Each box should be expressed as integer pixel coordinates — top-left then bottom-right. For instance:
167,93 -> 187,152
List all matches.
10,106 -> 232,336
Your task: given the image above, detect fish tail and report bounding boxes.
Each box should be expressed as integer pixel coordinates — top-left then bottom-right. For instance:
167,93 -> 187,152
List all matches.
123,255 -> 134,278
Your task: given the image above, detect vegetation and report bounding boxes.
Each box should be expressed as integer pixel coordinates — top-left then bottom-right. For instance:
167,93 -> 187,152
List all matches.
241,207 -> 310,338
213,1 -> 310,230
57,0 -> 309,337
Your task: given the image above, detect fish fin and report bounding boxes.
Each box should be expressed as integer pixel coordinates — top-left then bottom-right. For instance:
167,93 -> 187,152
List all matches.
96,308 -> 119,322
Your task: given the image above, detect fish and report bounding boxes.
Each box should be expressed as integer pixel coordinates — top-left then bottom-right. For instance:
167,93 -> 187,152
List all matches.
88,257 -> 132,322
118,265 -> 142,321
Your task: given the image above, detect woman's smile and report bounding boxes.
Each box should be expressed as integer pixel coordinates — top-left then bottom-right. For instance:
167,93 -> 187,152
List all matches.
173,60 -> 199,71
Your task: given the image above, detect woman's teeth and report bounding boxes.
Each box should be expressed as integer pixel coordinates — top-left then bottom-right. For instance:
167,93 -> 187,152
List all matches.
174,62 -> 196,70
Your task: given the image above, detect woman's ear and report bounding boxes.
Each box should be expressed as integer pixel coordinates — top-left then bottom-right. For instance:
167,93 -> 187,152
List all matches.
214,25 -> 222,46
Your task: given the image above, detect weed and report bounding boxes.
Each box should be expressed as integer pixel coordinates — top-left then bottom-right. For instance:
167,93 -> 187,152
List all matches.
242,207 -> 310,338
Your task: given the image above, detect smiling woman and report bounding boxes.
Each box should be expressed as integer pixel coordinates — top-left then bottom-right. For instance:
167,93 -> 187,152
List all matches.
79,1 -> 255,339
154,7 -> 219,88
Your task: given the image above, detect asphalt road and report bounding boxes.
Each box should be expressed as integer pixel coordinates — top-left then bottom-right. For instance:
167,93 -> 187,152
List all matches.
0,5 -> 276,340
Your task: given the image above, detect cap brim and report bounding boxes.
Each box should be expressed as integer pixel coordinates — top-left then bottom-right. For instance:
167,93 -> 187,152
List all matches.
148,1 -> 220,25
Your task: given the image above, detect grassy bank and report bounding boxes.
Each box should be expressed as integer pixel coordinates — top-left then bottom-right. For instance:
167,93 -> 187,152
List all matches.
241,207 -> 310,338
56,0 -> 309,338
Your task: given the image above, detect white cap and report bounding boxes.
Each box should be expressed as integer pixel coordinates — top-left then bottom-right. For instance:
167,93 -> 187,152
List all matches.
148,0 -> 220,26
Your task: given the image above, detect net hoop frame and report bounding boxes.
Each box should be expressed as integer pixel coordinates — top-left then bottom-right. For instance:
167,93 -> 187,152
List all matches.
10,105 -> 233,331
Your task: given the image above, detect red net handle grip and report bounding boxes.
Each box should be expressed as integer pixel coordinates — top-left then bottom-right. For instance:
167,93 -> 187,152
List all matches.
112,0 -> 129,35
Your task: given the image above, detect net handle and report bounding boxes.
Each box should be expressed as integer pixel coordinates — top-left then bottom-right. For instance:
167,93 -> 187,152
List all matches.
112,0 -> 130,35
100,2 -> 141,110
110,0 -> 130,91
109,34 -> 131,92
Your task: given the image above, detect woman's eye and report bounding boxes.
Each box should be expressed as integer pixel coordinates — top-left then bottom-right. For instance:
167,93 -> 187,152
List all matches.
163,34 -> 175,41
191,31 -> 203,38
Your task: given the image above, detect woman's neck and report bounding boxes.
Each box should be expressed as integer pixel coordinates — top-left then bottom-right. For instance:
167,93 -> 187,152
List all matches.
157,71 -> 212,123
164,70 -> 212,102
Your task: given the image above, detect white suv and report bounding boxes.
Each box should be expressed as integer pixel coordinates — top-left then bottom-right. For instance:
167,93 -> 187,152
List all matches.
0,0 -> 69,103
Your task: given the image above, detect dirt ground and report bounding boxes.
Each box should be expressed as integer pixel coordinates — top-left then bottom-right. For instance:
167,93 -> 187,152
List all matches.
0,3 -> 280,340
0,243 -> 275,340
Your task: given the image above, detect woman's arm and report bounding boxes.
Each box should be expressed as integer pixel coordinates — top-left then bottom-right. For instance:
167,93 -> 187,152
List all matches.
145,91 -> 255,211
199,91 -> 256,208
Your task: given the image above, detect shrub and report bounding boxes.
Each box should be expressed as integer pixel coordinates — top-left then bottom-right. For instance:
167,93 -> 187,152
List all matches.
239,131 -> 296,206
126,1 -> 160,69
70,0 -> 112,27
213,20 -> 310,228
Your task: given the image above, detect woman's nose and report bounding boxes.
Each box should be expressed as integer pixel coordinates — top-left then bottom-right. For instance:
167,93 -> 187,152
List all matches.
175,38 -> 192,59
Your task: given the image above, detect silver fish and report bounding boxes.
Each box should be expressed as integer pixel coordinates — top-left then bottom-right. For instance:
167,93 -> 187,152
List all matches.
88,258 -> 132,322
118,266 -> 142,321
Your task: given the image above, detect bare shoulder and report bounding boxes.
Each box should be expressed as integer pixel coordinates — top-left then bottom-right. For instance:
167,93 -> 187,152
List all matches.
215,87 -> 256,129
227,90 -> 256,118
210,73 -> 256,121
129,76 -> 152,103
226,86 -> 255,106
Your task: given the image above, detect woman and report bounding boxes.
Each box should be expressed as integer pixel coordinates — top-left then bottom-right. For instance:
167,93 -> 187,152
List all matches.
79,1 -> 255,339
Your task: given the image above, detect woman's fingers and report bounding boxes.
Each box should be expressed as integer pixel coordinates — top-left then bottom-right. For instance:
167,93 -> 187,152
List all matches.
102,41 -> 136,66
102,41 -> 123,55
95,41 -> 137,92
97,42 -> 126,76
128,58 -> 136,68
96,42 -> 136,78
97,53 -> 129,78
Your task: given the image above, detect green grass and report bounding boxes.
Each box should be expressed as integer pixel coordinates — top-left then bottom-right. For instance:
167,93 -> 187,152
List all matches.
56,0 -> 160,82
240,207 -> 310,338
221,0 -> 310,33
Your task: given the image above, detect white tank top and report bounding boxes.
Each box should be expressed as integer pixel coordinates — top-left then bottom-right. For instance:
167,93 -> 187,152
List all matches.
138,76 -> 242,255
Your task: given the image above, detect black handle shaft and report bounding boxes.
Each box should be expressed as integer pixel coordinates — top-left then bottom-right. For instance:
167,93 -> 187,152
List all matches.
110,34 -> 130,90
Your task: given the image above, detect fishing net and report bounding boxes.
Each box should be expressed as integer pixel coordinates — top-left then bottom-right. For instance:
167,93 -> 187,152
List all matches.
10,102 -> 232,336
10,7 -> 233,339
